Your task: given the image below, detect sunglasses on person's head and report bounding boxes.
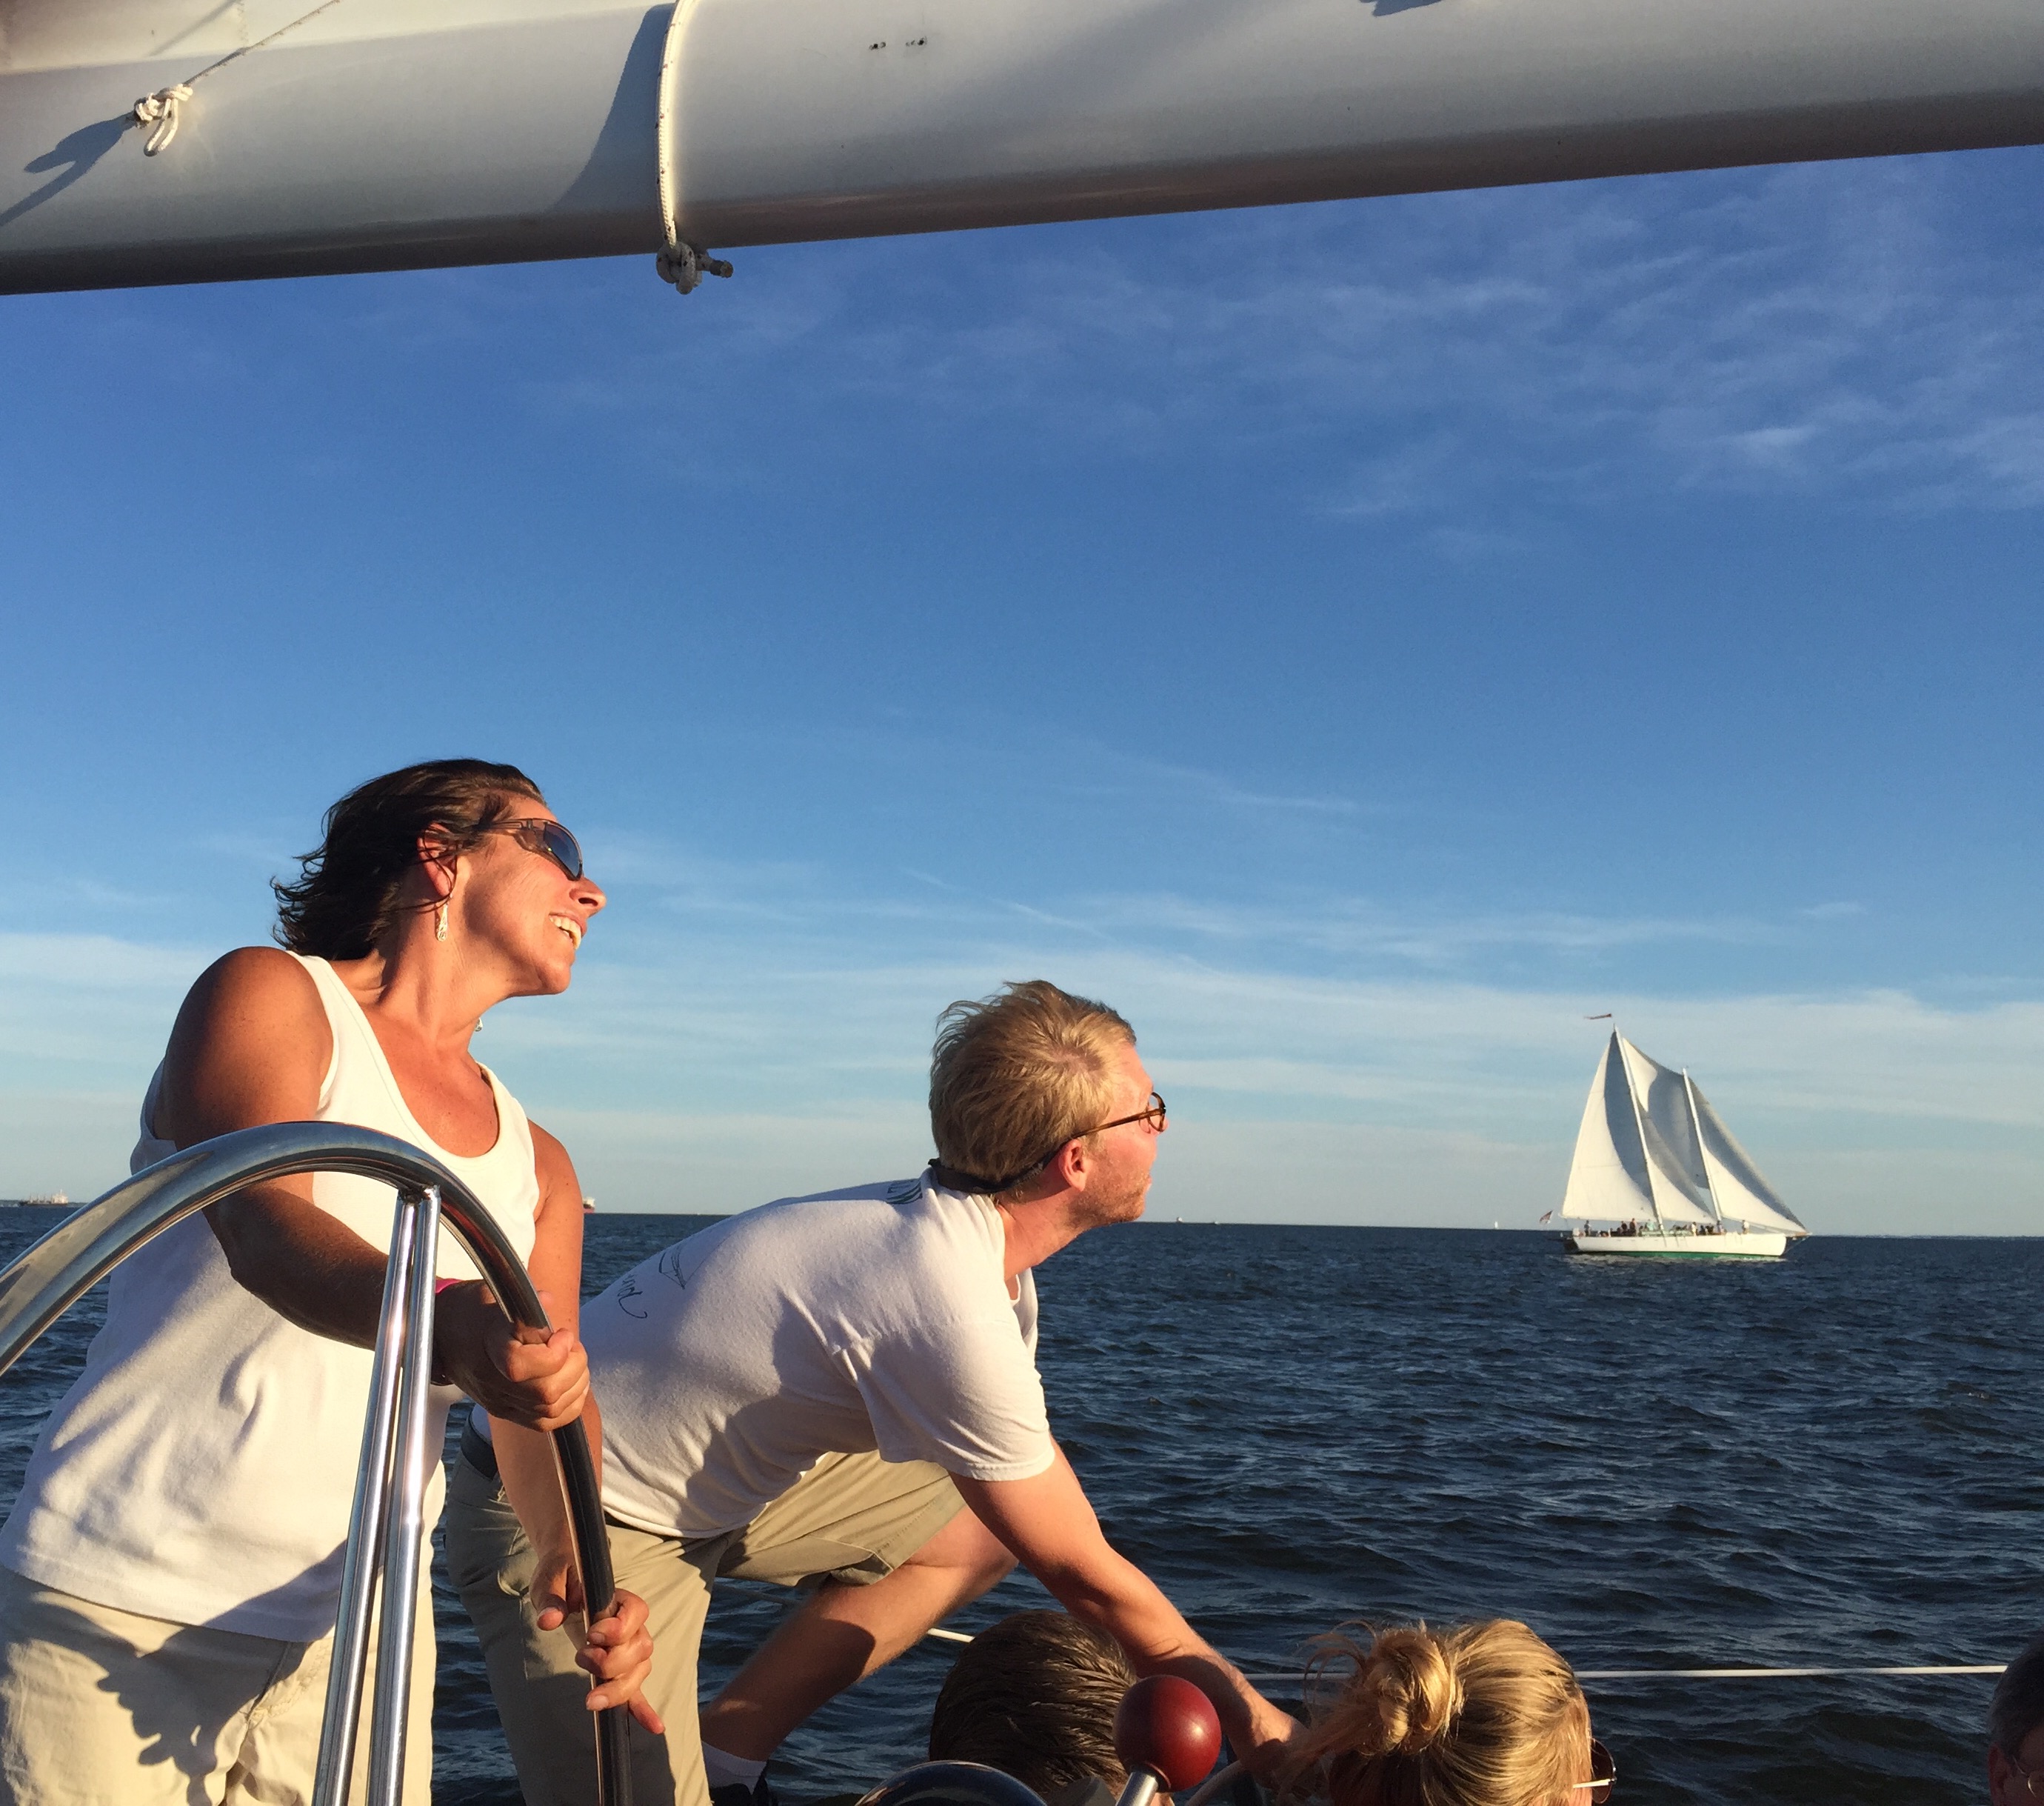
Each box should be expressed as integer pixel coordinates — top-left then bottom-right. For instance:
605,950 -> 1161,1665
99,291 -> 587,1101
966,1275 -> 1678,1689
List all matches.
1568,1739 -> 1615,1802
478,818 -> 584,882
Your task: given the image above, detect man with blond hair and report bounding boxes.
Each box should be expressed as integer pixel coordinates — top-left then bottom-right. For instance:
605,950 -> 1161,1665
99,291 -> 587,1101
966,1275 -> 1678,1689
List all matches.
447,980 -> 1301,1806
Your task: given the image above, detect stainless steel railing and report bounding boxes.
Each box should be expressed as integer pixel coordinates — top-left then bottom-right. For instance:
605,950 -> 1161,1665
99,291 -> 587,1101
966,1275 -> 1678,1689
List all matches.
0,1121 -> 632,1806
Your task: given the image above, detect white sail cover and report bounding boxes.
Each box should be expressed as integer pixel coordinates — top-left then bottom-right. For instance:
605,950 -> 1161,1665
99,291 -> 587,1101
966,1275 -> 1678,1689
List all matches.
1617,1039 -> 1719,1225
1689,1084 -> 1808,1236
1560,1035 -> 1656,1221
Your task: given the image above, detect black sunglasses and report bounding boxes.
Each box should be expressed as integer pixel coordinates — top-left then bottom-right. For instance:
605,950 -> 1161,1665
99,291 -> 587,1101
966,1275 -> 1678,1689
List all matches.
1568,1739 -> 1616,1803
478,818 -> 584,882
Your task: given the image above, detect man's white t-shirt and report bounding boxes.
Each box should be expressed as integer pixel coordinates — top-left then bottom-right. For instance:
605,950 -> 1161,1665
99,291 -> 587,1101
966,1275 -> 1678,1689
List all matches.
581,1173 -> 1056,1539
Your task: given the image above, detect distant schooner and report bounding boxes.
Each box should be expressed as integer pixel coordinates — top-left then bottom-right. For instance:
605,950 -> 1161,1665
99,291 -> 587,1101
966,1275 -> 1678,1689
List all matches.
1560,1032 -> 1808,1259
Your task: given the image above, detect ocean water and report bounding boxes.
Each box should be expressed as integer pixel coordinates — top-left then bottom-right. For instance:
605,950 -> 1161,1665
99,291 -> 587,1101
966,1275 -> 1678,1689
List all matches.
0,1213 -> 2037,1805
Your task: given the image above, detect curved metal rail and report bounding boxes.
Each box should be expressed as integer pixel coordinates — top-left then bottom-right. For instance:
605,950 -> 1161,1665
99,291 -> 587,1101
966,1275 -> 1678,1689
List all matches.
0,1121 -> 632,1805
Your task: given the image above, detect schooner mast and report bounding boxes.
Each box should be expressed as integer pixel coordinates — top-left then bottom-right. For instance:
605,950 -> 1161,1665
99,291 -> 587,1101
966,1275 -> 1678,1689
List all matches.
1682,1068 -> 1724,1227
1619,1033 -> 1661,1232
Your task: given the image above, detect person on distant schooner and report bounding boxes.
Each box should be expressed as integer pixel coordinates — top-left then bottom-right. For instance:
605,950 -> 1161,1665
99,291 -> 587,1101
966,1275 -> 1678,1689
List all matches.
447,979 -> 1305,1806
0,759 -> 658,1805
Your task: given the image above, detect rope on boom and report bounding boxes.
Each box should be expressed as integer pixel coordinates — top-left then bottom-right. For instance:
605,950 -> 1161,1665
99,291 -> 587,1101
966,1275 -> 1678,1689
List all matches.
131,0 -> 350,156
654,0 -> 733,293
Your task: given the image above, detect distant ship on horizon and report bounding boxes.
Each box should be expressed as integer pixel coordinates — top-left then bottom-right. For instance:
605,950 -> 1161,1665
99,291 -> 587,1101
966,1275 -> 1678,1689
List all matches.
0,1192 -> 70,1210
1557,1033 -> 1807,1259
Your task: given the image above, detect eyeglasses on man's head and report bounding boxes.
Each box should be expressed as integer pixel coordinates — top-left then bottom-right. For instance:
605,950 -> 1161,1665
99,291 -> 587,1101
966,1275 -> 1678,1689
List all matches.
990,1093 -> 1169,1194
1083,1091 -> 1167,1137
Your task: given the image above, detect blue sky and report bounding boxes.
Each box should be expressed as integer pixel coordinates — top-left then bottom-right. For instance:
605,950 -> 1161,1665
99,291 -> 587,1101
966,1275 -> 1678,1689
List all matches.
2,145 -> 2040,1232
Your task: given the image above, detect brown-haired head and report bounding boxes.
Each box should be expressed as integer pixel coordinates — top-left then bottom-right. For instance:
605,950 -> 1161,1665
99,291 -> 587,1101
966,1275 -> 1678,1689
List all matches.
272,759 -> 544,960
1280,1622 -> 1588,1806
928,982 -> 1135,1199
929,1610 -> 1136,1793
1991,1630 -> 2044,1759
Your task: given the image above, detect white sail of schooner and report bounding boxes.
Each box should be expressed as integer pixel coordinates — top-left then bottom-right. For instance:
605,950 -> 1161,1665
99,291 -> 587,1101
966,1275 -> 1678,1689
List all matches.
1560,1033 -> 1807,1258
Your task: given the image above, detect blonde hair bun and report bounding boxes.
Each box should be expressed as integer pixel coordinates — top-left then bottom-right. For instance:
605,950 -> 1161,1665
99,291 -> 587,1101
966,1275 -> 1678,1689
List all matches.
1284,1619 -> 1587,1806
1357,1625 -> 1464,1755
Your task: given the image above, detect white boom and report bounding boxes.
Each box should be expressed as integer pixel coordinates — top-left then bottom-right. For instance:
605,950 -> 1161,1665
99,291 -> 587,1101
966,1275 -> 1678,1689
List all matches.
2,0 -> 2042,296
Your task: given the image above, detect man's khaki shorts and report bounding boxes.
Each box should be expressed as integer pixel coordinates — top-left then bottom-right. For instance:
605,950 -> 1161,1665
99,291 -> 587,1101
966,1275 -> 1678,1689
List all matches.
445,1448 -> 966,1806
0,1560 -> 433,1806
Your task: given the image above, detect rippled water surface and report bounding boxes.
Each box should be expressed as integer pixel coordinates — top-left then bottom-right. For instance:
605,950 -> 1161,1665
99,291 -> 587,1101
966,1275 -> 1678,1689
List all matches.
1,1214 -> 2037,1805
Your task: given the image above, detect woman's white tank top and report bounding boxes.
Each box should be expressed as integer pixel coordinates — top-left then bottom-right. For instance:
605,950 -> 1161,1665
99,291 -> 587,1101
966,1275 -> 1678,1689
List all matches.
0,954 -> 541,1640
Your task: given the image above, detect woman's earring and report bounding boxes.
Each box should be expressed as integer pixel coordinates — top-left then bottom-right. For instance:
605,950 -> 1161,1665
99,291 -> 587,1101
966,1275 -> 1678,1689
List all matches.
435,899 -> 450,942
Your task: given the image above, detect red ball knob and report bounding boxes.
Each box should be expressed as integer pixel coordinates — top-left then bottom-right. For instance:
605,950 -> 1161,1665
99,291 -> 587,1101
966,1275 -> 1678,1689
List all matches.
1113,1676 -> 1222,1792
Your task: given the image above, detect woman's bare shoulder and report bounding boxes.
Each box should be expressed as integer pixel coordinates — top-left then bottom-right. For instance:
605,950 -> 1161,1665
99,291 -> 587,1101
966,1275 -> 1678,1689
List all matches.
182,946 -> 324,1022
527,1121 -> 581,1199
158,948 -> 332,1140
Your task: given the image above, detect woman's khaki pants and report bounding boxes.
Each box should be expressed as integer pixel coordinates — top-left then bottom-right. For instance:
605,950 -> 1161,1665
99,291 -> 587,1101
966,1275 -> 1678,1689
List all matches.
0,1560 -> 432,1806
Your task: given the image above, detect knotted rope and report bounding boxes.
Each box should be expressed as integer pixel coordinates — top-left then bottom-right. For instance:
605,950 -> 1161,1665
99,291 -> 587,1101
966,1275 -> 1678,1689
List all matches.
656,242 -> 734,295
132,85 -> 194,156
132,0 -> 348,156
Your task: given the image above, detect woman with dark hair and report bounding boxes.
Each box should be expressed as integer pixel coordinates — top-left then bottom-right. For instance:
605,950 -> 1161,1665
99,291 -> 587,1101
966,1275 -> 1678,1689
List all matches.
0,759 -> 657,1805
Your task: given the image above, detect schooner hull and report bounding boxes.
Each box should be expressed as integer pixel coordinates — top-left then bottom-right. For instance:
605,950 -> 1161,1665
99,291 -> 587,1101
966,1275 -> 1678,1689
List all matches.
1565,1230 -> 1791,1259
3,0 -> 2044,295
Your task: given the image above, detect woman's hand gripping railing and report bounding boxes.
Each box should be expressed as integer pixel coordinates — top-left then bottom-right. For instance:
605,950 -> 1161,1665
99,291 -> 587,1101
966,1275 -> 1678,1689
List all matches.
0,1121 -> 632,1806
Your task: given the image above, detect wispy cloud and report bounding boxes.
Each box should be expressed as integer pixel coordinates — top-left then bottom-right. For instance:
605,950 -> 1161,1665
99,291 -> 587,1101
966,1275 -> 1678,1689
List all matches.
0,933 -> 209,1082
1061,752 -> 1370,820
198,830 -> 302,874
1071,893 -> 1782,966
569,153 -> 2044,518
0,933 -> 207,990
4,910 -> 2036,1231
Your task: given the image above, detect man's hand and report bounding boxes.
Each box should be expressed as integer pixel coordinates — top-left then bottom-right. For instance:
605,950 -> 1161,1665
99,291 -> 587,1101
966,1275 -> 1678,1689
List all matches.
434,1284 -> 590,1430
529,1554 -> 664,1737
1235,1693 -> 1307,1778
581,1588 -> 662,1735
955,1453 -> 1303,1776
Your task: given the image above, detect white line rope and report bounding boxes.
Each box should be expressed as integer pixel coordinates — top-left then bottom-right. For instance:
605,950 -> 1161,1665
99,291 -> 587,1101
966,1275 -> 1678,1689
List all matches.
132,0 -> 349,155
726,1587 -> 2008,1685
1574,1665 -> 2007,1681
1234,1665 -> 2004,1685
653,0 -> 732,292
